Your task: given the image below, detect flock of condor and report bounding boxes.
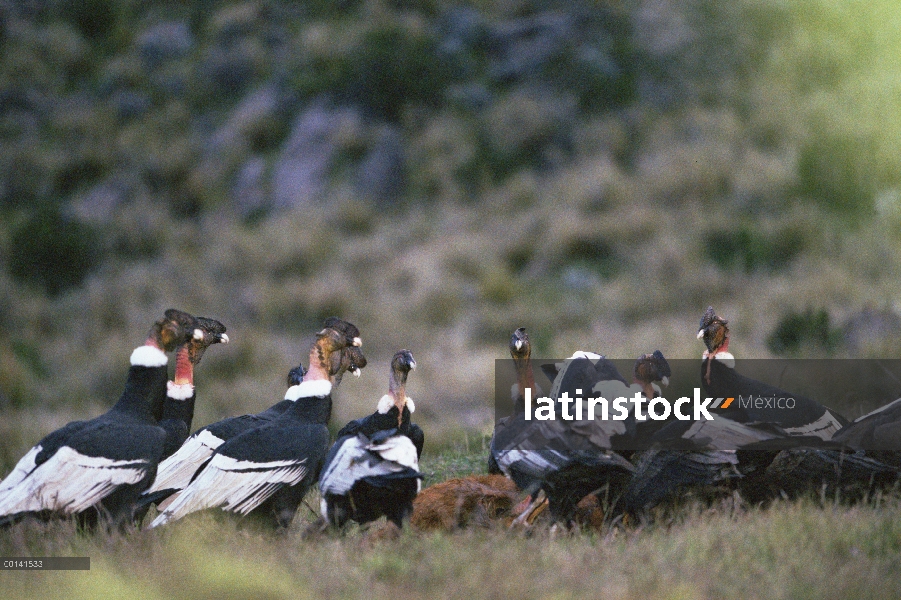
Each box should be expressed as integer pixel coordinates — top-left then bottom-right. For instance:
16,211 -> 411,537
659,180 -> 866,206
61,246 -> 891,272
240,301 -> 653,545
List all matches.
0,306 -> 900,534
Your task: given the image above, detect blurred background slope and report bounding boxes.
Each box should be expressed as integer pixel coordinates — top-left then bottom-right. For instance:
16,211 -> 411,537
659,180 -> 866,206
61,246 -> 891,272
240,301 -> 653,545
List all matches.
1,0 -> 900,469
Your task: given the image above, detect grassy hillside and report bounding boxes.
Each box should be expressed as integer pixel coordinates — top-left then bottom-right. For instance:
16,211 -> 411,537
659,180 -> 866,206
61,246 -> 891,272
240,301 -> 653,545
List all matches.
1,0 -> 901,466
2,448 -> 901,600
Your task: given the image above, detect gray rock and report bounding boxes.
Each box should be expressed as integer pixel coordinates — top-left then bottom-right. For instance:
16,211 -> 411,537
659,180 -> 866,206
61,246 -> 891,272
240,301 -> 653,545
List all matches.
488,12 -> 576,82
67,178 -> 131,224
232,156 -> 268,219
561,265 -> 600,290
843,306 -> 901,354
211,85 -> 279,152
355,125 -> 405,203
137,22 -> 193,67
446,83 -> 492,111
271,103 -> 407,210
271,103 -> 349,210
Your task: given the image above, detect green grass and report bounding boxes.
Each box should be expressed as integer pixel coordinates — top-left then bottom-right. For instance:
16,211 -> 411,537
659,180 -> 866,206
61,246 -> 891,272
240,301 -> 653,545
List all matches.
2,449 -> 901,599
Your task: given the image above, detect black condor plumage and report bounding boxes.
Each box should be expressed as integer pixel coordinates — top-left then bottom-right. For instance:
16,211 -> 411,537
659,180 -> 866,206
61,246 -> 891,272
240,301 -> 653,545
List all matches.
538,352 -> 671,524
756,394 -> 901,498
0,309 -> 199,529
488,327 -> 542,475
319,350 -> 423,529
622,308 -> 827,515
623,415 -> 798,513
832,398 -> 901,466
698,306 -> 847,439
130,318 -> 228,526
141,318 -> 363,507
158,317 -> 229,459
625,414 -> 900,513
622,308 -> 885,515
149,327 -> 354,529
760,442 -> 899,499
489,331 -> 672,525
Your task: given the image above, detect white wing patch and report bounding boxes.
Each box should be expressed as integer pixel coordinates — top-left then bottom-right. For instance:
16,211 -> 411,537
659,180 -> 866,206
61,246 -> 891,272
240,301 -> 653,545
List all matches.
0,446 -> 149,516
366,436 -> 419,470
0,445 -> 41,496
591,379 -> 639,402
496,448 -> 566,479
682,419 -> 780,450
686,450 -> 739,466
320,435 -> 420,497
145,429 -> 225,494
548,352 -> 600,400
150,455 -> 308,527
784,411 -> 845,441
853,397 -> 901,423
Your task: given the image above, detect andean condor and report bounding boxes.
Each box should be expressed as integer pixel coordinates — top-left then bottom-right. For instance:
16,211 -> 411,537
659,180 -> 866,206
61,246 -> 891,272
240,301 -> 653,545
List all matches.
129,317 -> 228,526
623,307 -> 893,514
323,317 -> 367,386
490,333 -> 671,526
141,318 -> 362,508
319,350 -> 424,529
285,318 -> 366,387
488,327 -> 540,474
0,309 -> 200,530
149,327 -> 355,529
758,389 -> 901,498
158,317 -> 229,459
698,306 -> 848,439
625,414 -> 899,512
623,415 -> 796,513
695,306 -> 901,497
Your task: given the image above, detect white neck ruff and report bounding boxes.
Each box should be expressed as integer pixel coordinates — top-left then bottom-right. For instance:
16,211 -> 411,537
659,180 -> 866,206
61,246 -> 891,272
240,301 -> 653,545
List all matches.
130,345 -> 168,368
377,394 -> 415,414
702,351 -> 735,369
166,381 -> 194,400
285,379 -> 333,401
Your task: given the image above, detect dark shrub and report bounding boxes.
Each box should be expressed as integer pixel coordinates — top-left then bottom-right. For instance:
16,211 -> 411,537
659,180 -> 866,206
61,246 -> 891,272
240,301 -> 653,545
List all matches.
767,308 -> 842,355
705,224 -> 805,272
8,206 -> 102,296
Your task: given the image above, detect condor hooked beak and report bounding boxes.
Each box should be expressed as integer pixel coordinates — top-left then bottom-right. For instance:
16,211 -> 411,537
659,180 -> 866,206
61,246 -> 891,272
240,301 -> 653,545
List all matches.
514,339 -> 524,351
349,364 -> 362,377
218,333 -> 229,344
352,337 -> 362,347
661,376 -> 670,387
408,358 -> 417,371
697,329 -> 705,339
